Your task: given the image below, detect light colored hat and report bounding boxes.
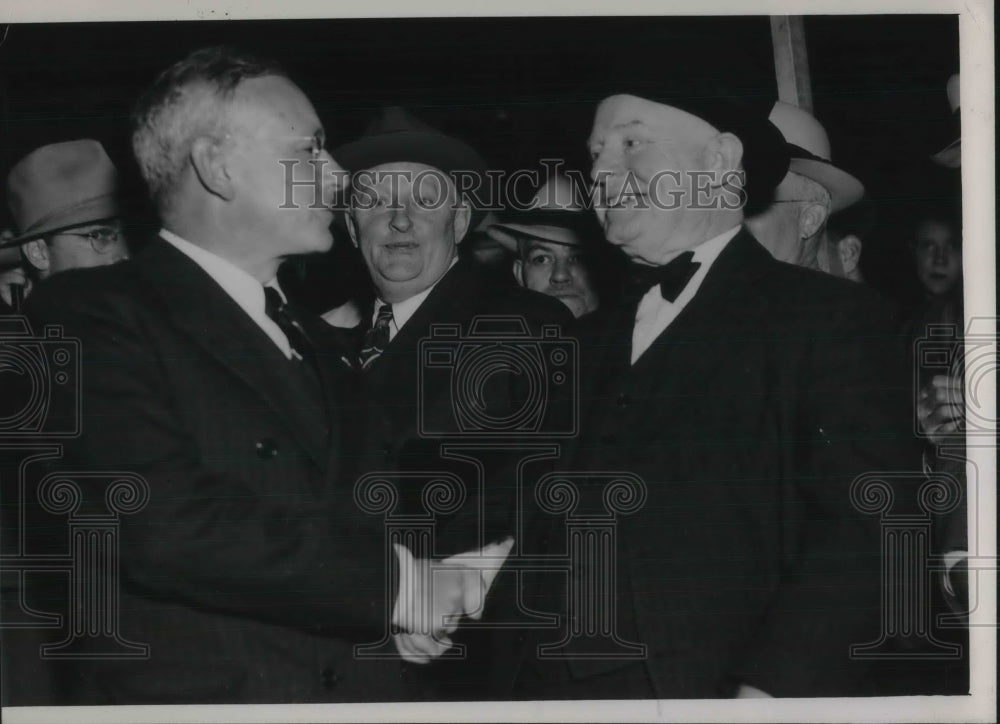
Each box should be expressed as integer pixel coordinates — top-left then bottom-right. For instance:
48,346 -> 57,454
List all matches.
4,139 -> 119,246
487,175 -> 597,252
930,74 -> 960,168
768,101 -> 864,213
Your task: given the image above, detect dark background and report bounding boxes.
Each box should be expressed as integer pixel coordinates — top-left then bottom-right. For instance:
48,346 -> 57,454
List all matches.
0,15 -> 961,308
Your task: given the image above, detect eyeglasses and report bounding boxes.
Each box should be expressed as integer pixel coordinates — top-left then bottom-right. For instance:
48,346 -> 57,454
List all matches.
54,227 -> 124,254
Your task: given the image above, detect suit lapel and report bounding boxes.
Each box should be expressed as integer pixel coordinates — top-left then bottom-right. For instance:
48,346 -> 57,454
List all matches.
134,240 -> 331,469
623,229 -> 775,418
361,261 -> 480,442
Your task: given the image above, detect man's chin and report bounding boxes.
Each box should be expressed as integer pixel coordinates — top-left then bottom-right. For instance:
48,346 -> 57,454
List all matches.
553,294 -> 587,317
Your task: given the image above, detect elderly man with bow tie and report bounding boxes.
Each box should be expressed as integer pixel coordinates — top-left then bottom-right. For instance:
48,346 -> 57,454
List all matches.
501,83 -> 919,699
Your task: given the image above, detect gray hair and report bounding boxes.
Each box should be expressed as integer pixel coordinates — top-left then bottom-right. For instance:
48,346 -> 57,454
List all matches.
785,171 -> 832,208
131,46 -> 285,213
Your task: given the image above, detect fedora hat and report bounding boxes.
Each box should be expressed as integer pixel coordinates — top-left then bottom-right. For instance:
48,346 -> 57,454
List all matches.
767,101 -> 864,213
3,139 -> 119,247
334,107 -> 489,228
487,175 -> 601,253
930,74 -> 960,168
334,106 -> 487,178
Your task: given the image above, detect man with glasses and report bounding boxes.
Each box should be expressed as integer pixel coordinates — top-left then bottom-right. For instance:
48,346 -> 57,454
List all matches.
746,102 -> 865,280
1,139 -> 128,308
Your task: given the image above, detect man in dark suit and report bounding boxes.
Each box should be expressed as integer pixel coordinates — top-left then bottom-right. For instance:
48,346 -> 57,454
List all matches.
20,47 -> 485,704
334,108 -> 573,688
508,89 -> 919,698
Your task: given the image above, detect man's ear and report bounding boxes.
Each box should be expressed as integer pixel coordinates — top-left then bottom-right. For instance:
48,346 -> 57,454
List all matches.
798,201 -> 829,240
21,239 -> 50,272
837,233 -> 863,275
705,132 -> 744,178
345,211 -> 360,249
452,199 -> 471,245
190,135 -> 235,201
512,258 -> 525,287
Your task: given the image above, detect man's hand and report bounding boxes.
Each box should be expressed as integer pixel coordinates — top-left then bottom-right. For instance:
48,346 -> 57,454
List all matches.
917,374 -> 964,444
392,537 -> 514,664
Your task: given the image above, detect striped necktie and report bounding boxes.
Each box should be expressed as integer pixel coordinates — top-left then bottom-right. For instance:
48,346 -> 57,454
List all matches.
359,304 -> 394,370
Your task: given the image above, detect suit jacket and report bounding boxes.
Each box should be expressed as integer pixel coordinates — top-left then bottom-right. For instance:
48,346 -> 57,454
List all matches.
344,259 -> 573,699
512,229 -> 920,698
21,239 -> 414,704
347,258 -> 574,550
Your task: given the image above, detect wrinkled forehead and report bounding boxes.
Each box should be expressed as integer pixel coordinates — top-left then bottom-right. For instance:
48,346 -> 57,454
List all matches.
589,94 -> 719,146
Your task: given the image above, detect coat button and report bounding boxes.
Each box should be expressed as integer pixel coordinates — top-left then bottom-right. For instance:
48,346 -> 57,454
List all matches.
320,666 -> 339,690
616,393 -> 629,407
255,438 -> 278,458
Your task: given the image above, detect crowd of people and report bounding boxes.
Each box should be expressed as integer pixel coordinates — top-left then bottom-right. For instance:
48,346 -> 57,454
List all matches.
0,46 -> 969,704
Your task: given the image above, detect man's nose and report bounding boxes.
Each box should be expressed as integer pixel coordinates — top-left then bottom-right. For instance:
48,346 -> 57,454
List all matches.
550,258 -> 573,284
590,145 -> 623,183
390,205 -> 412,232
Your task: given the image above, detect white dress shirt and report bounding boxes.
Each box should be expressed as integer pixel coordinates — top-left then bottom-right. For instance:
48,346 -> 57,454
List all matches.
631,226 -> 741,365
159,229 -> 298,360
370,256 -> 458,341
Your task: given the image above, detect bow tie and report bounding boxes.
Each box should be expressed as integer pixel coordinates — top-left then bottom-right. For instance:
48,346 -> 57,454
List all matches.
624,251 -> 702,303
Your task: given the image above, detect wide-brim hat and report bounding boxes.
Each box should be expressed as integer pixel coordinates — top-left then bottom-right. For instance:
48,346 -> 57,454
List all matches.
930,74 -> 961,169
767,101 -> 864,213
488,175 -> 602,252
334,106 -> 489,229
3,139 -> 120,247
334,106 -> 487,180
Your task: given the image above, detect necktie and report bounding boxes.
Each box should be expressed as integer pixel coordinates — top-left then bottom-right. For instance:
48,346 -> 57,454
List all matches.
263,286 -> 313,359
359,304 -> 394,370
623,251 -> 702,304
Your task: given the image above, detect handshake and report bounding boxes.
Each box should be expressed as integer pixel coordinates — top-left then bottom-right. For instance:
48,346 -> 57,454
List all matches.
391,537 -> 514,664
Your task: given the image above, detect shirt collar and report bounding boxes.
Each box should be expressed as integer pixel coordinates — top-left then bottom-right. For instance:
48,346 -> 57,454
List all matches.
374,255 -> 459,331
159,228 -> 285,316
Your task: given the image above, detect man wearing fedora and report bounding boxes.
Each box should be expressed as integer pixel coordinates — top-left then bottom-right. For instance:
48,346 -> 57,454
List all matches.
335,107 -> 572,694
0,139 -> 128,310
487,173 -> 607,319
20,48 -> 493,704
503,84 -> 917,699
747,101 -> 866,281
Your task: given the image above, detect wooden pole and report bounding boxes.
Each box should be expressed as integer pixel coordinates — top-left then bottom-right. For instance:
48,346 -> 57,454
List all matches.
770,16 -> 813,111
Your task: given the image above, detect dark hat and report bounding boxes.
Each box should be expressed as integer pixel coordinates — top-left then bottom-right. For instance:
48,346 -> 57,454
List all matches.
334,106 -> 487,177
3,139 -> 120,247
488,175 -> 601,252
334,107 -> 489,228
594,77 -> 791,209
